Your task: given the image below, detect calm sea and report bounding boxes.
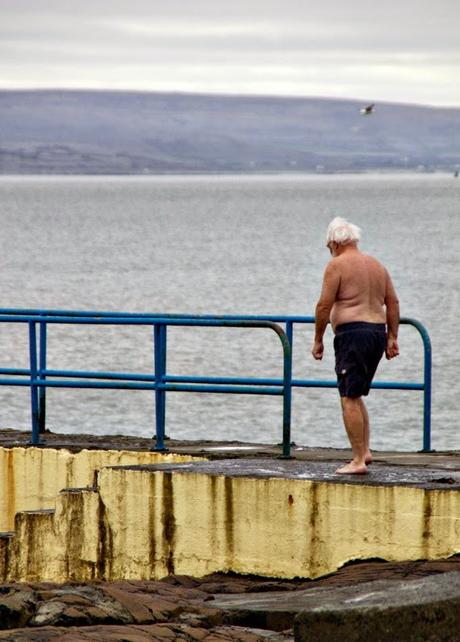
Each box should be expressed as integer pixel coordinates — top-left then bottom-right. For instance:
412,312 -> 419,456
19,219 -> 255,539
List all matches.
0,174 -> 459,451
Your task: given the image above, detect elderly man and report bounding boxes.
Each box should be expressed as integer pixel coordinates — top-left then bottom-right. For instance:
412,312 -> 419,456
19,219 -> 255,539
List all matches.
312,217 -> 400,474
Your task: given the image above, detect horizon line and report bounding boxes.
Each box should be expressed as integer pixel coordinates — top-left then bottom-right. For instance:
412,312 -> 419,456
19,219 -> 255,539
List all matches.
0,87 -> 458,110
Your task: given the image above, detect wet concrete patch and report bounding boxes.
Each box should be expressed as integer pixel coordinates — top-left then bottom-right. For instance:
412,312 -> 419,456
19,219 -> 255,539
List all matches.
111,458 -> 460,490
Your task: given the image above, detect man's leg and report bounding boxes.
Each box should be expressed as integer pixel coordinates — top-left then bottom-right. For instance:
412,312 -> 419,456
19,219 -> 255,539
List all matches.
336,396 -> 368,474
359,398 -> 372,464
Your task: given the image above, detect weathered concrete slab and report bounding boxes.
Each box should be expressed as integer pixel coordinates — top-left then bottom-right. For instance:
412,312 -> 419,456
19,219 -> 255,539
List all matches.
112,457 -> 460,490
212,571 -> 460,641
2,449 -> 460,583
0,445 -> 200,532
2,428 -> 460,472
2,432 -> 460,584
295,571 -> 460,642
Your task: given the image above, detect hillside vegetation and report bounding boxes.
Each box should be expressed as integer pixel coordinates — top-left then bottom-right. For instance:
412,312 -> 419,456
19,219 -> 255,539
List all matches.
1,90 -> 459,174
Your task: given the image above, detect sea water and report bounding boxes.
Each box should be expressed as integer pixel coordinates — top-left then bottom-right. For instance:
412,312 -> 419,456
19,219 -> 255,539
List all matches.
0,173 -> 458,451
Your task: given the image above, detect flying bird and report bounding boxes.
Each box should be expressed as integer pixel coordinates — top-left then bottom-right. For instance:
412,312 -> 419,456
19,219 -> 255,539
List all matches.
360,103 -> 375,115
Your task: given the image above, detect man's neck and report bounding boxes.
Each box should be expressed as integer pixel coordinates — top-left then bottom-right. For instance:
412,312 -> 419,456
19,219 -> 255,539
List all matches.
334,242 -> 359,257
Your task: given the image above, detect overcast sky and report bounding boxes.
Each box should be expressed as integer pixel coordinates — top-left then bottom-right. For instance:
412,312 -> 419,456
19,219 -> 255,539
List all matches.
1,0 -> 459,106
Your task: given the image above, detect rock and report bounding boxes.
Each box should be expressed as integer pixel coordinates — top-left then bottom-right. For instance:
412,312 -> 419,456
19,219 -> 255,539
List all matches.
1,565 -> 460,641
0,623 -> 293,641
29,586 -> 133,626
100,582 -> 185,623
160,574 -> 201,589
0,587 -> 37,629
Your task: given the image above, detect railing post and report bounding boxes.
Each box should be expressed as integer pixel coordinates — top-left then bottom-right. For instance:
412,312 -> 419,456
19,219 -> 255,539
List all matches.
402,318 -> 433,452
38,320 -> 47,434
152,323 -> 168,451
421,324 -> 433,452
281,321 -> 293,459
28,321 -> 43,445
286,320 -> 294,351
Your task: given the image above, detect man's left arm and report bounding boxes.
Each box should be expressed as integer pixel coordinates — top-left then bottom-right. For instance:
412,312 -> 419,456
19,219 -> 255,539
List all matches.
312,261 -> 341,360
384,269 -> 400,359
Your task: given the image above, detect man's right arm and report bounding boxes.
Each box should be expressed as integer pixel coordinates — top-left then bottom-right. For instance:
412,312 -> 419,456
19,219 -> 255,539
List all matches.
384,270 -> 400,359
312,261 -> 341,360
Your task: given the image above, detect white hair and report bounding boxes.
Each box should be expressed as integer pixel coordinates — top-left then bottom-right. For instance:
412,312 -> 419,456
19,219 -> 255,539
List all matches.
326,217 -> 361,245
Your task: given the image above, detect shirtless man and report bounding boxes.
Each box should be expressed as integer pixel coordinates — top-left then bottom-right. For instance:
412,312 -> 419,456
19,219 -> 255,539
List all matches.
312,217 -> 400,474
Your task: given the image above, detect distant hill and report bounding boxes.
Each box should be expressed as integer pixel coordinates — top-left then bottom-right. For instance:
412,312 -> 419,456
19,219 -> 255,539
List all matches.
1,90 -> 459,174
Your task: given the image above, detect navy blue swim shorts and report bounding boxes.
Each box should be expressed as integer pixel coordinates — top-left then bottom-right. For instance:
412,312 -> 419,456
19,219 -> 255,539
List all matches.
333,322 -> 387,398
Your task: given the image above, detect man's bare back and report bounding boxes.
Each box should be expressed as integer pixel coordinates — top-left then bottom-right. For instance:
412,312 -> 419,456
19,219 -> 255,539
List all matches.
329,247 -> 388,330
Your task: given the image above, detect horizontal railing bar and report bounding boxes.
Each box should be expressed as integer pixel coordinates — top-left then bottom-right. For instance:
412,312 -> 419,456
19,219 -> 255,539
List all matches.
0,369 -> 424,392
0,378 -> 151,390
0,308 -> 315,323
371,381 -> 424,391
0,368 -> 160,381
0,378 -> 39,387
162,384 -> 282,395
293,380 -> 424,391
166,375 -> 424,391
7,378 -> 282,395
0,368 -> 30,376
40,369 -> 156,382
166,374 -> 282,386
0,316 -> 290,329
0,309 -> 418,327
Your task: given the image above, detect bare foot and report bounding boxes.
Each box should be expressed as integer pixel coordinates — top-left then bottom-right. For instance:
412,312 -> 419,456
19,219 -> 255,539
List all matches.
364,452 -> 373,464
335,461 -> 368,474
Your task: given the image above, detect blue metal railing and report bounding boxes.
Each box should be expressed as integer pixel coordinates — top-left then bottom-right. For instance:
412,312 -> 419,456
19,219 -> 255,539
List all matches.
0,309 -> 432,454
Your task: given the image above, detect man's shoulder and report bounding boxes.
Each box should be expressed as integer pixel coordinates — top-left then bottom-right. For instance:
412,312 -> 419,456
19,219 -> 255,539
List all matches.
325,257 -> 342,272
332,251 -> 387,276
363,253 -> 387,271
329,253 -> 351,268
348,251 -> 385,268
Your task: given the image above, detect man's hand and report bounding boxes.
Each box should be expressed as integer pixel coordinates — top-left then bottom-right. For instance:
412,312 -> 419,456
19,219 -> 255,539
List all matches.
312,339 -> 324,360
386,337 -> 399,359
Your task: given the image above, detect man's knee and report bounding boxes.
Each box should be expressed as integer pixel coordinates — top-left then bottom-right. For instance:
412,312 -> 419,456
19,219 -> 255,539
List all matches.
341,395 -> 362,408
341,396 -> 364,419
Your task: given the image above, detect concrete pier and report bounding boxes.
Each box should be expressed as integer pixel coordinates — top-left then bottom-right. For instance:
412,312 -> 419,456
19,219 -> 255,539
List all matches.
1,429 -> 459,583
1,429 -> 460,641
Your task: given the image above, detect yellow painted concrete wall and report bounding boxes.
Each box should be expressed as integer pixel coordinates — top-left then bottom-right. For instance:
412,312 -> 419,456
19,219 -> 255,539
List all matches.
136,471 -> 460,579
0,446 -> 198,531
6,489 -> 102,582
1,458 -> 460,583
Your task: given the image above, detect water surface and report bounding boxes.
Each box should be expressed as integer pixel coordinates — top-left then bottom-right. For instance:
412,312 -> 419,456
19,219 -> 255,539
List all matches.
0,173 -> 458,451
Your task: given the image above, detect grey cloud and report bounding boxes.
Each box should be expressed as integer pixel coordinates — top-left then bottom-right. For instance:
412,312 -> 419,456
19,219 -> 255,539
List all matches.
0,0 -> 459,105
